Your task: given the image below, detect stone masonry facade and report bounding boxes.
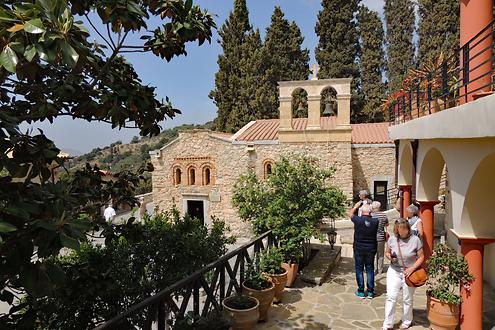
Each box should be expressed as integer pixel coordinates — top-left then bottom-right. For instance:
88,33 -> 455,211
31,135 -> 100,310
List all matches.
151,130 -> 395,239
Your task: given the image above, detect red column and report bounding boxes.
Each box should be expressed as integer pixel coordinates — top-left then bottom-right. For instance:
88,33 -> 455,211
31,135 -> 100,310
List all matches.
460,0 -> 494,103
418,200 -> 439,261
399,185 -> 412,218
455,235 -> 495,330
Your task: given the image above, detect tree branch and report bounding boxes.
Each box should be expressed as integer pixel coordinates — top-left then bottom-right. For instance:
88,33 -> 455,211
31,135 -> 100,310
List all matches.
106,24 -> 117,50
88,31 -> 129,89
85,14 -> 115,51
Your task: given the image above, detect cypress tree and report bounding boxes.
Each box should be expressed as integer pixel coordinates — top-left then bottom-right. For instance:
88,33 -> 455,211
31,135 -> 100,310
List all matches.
384,0 -> 415,92
418,0 -> 459,64
315,0 -> 361,122
260,6 -> 310,119
358,6 -> 386,122
209,0 -> 251,132
226,29 -> 264,131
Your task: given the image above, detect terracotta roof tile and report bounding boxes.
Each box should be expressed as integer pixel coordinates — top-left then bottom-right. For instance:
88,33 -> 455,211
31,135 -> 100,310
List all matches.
351,122 -> 393,144
234,118 -> 393,144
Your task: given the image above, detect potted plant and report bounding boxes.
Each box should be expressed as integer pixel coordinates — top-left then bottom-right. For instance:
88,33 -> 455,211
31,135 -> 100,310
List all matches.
173,311 -> 231,330
259,247 -> 287,303
222,294 -> 259,330
280,238 -> 303,287
426,243 -> 474,330
242,257 -> 275,321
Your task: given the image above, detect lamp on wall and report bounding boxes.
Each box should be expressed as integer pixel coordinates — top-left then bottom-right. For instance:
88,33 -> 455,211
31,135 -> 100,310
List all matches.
327,218 -> 337,250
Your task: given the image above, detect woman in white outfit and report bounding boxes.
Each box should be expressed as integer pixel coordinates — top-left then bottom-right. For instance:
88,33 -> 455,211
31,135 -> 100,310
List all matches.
406,204 -> 423,238
383,219 -> 424,330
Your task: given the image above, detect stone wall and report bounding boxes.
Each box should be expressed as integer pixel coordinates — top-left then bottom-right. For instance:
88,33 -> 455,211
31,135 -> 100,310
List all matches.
151,130 -> 354,239
351,145 -> 396,199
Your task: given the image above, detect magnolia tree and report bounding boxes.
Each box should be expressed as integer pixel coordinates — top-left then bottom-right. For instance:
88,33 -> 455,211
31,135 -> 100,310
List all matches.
232,154 -> 346,261
0,0 -> 215,326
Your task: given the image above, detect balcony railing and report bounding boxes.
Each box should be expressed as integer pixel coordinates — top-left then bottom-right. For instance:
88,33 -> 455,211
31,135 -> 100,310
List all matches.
388,19 -> 494,124
93,230 -> 276,330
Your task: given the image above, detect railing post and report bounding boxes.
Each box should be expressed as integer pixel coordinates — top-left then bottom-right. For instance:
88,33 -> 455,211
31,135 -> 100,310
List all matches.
462,44 -> 470,104
427,73 -> 432,114
157,300 -> 166,330
408,89 -> 412,118
441,60 -> 448,109
219,263 -> 225,303
416,81 -> 420,118
193,280 -> 200,315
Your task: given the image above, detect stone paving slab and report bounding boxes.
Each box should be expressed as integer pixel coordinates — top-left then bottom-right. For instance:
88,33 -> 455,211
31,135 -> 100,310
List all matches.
256,257 -> 495,330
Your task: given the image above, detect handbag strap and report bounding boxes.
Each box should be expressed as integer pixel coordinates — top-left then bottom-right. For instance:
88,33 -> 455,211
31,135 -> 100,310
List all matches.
396,238 -> 407,270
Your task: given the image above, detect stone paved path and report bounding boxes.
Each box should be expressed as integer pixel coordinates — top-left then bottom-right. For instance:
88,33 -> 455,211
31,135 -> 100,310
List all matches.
256,257 -> 495,330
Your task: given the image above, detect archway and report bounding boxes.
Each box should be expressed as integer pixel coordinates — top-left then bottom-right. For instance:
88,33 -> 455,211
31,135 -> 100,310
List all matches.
460,153 -> 495,237
458,153 -> 495,327
416,147 -> 448,259
416,148 -> 447,202
291,87 -> 308,118
398,141 -> 413,186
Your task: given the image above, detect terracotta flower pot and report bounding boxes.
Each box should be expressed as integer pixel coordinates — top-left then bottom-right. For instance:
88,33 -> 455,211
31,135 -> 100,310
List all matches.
266,270 -> 288,303
242,281 -> 275,321
427,296 -> 459,330
222,296 -> 259,330
281,262 -> 299,287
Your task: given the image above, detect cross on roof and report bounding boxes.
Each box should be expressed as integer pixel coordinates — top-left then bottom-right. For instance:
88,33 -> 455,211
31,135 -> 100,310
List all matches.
311,64 -> 319,80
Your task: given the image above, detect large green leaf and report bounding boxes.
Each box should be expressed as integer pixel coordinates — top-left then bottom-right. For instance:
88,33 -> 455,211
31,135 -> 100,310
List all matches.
24,18 -> 45,34
60,40 -> 79,67
0,221 -> 17,233
0,46 -> 19,72
60,233 -> 80,250
24,45 -> 37,62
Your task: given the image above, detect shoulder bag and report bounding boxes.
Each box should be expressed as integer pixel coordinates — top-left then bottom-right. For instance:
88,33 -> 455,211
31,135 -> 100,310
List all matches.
397,238 -> 428,287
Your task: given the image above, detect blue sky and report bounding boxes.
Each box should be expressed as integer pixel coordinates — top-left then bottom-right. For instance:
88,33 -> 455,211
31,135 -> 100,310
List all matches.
22,0 -> 384,155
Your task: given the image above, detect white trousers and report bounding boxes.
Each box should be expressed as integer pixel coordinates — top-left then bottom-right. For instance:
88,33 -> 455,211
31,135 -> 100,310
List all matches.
383,266 -> 416,328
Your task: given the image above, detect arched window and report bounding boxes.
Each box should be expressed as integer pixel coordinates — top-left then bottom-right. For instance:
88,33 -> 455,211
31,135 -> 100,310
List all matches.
188,168 -> 196,185
174,167 -> 182,185
204,168 -> 211,185
263,161 -> 274,179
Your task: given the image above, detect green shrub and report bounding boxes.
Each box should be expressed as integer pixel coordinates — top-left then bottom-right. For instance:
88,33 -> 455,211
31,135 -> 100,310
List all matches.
427,243 -> 474,305
233,154 -> 346,262
259,247 -> 284,275
24,210 -> 235,329
243,255 -> 272,291
223,294 -> 257,310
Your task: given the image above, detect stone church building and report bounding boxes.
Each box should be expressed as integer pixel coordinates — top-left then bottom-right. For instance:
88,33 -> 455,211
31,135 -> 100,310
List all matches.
150,78 -> 396,237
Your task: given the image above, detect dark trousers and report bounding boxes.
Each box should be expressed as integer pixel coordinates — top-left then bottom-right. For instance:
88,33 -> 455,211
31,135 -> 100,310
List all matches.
354,248 -> 376,293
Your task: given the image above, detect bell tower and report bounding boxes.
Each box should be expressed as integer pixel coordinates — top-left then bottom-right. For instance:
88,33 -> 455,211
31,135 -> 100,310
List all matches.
277,72 -> 352,143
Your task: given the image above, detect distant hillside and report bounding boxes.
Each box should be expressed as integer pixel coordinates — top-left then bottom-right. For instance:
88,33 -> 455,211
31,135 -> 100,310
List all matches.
68,122 -> 215,193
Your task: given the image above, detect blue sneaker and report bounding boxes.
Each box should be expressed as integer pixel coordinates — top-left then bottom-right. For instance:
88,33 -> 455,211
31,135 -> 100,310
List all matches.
367,291 -> 375,299
355,290 -> 366,299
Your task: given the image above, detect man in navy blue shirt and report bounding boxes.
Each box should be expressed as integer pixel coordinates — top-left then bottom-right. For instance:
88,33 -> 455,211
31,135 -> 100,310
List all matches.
349,202 -> 379,299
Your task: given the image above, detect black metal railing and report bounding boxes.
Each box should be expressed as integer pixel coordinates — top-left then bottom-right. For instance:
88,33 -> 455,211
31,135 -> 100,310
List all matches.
388,19 -> 495,124
369,186 -> 398,211
93,230 -> 276,330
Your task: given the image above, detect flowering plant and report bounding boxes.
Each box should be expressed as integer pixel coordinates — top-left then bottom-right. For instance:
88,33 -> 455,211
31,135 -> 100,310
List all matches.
426,243 -> 474,305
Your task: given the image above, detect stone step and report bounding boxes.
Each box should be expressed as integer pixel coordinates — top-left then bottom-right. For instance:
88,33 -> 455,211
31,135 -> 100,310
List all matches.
300,243 -> 341,286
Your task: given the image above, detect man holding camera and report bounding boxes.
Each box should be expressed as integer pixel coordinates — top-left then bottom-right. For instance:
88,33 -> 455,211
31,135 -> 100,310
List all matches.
349,201 -> 379,299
